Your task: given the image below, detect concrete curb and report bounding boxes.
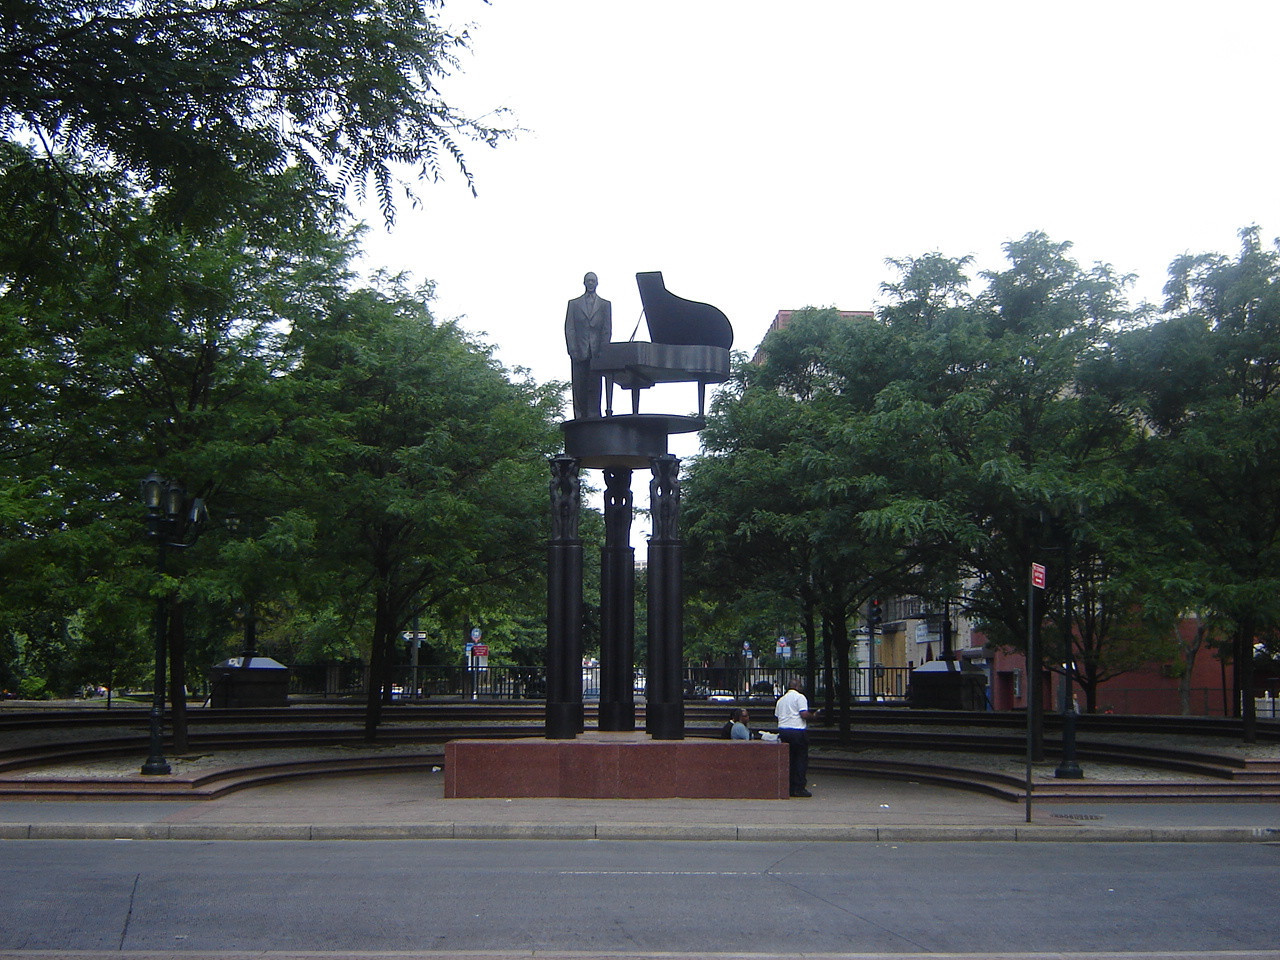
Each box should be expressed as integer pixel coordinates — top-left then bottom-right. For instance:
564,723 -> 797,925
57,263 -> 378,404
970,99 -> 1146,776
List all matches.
2,822 -> 1278,842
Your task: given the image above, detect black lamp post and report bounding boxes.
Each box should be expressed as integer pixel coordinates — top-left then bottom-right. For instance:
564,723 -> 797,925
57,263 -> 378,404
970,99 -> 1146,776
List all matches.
139,472 -> 205,776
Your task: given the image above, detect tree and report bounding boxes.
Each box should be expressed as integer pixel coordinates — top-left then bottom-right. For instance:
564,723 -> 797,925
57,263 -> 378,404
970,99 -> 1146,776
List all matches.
284,276 -> 562,738
1,0 -> 510,225
0,142 -> 356,718
686,309 -> 934,742
686,359 -> 826,679
691,238 -> 1149,748
1119,226 -> 1280,739
872,238 -> 1148,734
2,134 -> 566,735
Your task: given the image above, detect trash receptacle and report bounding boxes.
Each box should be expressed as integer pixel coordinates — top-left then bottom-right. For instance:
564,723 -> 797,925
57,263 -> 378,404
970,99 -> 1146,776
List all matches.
907,660 -> 987,710
208,657 -> 290,708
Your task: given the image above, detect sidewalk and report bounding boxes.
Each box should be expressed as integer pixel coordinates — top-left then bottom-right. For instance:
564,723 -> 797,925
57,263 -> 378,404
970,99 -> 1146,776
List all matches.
2,763 -> 1278,842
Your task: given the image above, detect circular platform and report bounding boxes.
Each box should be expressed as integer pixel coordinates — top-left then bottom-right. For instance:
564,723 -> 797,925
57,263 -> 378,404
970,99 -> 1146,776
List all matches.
562,414 -> 704,469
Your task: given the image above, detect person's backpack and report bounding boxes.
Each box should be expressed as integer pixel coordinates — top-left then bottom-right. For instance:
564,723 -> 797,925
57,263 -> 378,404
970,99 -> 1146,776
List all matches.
721,720 -> 734,739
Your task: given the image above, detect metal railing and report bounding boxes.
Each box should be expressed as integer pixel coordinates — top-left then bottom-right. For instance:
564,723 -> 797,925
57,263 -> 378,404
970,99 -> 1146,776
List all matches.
283,665 -> 1278,716
288,663 -> 914,703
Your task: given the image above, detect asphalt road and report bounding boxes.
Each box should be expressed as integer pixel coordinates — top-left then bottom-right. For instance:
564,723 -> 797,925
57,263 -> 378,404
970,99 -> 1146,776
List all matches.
1,839 -> 1277,957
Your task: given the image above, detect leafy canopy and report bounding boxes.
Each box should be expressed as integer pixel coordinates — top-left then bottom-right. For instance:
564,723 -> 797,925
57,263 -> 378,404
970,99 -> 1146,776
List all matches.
1,0 -> 511,223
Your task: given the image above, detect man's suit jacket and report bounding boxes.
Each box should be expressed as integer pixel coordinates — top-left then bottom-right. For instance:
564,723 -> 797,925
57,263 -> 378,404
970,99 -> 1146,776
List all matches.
565,293 -> 612,361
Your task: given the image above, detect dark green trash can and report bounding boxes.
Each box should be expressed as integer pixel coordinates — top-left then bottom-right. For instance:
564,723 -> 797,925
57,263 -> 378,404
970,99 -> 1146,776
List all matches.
907,660 -> 987,710
209,657 -> 290,708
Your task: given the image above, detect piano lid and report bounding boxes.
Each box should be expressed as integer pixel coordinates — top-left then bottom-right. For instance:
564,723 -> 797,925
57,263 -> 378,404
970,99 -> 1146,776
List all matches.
636,271 -> 733,350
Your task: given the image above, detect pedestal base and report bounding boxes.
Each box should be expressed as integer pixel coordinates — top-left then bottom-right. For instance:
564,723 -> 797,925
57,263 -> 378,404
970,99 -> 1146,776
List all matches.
544,700 -> 584,739
445,733 -> 789,799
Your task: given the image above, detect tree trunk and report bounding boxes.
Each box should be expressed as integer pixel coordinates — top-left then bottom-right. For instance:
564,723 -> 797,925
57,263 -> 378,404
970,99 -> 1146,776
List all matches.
1236,618 -> 1257,743
1220,651 -> 1230,717
827,609 -> 852,746
1082,661 -> 1098,714
1178,624 -> 1205,718
821,613 -> 835,724
801,597 -> 817,696
364,588 -> 394,742
1231,633 -> 1243,719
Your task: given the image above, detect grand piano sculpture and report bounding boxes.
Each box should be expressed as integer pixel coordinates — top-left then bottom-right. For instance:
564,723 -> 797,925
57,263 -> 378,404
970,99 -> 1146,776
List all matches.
448,276 -> 786,786
551,272 -> 735,740
561,271 -> 733,467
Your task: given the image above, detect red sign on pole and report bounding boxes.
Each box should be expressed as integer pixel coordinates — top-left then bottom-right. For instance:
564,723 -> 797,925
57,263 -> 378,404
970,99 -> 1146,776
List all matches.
1031,563 -> 1046,590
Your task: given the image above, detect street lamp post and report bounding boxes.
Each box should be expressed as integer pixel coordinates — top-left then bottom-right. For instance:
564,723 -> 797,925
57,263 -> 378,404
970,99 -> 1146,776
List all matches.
1054,659 -> 1084,778
139,473 -> 205,776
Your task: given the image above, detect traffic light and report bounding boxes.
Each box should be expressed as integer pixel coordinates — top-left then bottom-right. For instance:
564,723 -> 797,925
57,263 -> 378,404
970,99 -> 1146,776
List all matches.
869,598 -> 882,628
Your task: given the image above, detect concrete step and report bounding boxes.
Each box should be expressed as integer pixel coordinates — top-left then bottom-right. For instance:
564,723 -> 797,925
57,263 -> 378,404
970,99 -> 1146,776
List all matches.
0,751 -> 445,800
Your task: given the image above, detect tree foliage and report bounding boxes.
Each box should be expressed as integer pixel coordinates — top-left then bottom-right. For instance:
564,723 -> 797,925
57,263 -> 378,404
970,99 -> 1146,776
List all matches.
1,0 -> 562,730
282,276 -> 562,736
0,143 -> 341,702
687,308 -> 941,741
1,0 -> 511,224
686,229 -> 1280,738
0,139 -> 561,725
1112,226 -> 1280,736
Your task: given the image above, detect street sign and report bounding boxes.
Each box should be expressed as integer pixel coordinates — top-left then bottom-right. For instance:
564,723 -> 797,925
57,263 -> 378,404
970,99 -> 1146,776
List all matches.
1031,563 -> 1046,590
472,644 -> 489,657
470,627 -> 482,641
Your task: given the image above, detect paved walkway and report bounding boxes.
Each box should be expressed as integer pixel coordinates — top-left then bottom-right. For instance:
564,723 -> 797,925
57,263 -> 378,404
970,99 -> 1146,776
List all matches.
2,764 -> 1278,842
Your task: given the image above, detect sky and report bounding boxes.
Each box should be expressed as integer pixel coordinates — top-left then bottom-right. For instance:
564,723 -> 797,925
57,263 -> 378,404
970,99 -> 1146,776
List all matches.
356,0 -> 1280,520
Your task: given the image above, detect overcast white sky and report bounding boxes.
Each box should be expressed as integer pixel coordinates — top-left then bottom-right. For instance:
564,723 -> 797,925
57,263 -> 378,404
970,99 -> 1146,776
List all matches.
357,0 -> 1279,513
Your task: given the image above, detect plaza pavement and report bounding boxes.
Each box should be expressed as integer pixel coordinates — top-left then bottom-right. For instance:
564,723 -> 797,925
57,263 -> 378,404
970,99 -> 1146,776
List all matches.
1,763 -> 1278,843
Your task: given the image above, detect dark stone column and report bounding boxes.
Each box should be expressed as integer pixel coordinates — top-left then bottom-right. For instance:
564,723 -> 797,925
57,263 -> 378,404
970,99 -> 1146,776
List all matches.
646,455 -> 684,740
546,455 -> 583,738
599,468 -> 636,731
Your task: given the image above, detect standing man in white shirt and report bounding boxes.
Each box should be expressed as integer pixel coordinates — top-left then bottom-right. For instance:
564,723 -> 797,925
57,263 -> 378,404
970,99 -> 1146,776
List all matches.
775,678 -> 816,797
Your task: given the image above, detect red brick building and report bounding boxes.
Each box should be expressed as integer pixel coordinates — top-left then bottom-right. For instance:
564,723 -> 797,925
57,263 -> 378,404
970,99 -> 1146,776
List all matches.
752,309 -> 874,363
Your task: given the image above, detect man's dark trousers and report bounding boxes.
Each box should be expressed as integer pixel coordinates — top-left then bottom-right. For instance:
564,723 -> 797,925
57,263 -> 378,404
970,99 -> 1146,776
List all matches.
778,728 -> 809,795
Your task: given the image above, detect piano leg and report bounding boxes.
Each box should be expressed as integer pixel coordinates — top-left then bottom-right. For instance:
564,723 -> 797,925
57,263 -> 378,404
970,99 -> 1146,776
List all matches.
697,381 -> 706,418
631,388 -> 641,415
604,379 -> 615,417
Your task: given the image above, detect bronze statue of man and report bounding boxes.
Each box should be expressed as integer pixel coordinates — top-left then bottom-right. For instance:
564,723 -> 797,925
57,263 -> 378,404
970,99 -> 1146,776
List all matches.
564,271 -> 612,419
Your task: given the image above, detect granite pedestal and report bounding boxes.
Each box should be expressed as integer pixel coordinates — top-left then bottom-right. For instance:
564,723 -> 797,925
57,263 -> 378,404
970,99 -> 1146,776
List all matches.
445,733 -> 789,799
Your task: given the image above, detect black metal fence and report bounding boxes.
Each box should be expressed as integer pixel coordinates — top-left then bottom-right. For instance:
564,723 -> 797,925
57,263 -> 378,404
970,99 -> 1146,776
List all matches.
287,663 -> 914,703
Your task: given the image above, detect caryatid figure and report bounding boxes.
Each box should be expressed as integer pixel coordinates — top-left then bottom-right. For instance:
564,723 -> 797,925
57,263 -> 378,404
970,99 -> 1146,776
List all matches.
564,272 -> 612,419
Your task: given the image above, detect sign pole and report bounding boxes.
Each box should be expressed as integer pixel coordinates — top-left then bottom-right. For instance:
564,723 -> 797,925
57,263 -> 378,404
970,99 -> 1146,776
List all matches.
1026,562 -> 1045,823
